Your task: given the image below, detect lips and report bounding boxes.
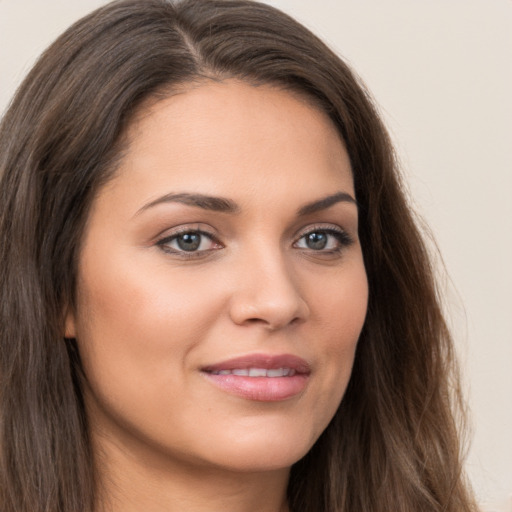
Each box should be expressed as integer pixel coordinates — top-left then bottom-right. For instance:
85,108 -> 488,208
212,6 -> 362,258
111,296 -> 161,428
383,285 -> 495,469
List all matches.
201,353 -> 310,401
202,353 -> 310,374
210,368 -> 297,377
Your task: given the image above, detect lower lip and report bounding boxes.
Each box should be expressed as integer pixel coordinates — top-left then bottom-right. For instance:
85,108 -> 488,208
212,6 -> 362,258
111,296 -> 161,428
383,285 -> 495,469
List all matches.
202,373 -> 309,401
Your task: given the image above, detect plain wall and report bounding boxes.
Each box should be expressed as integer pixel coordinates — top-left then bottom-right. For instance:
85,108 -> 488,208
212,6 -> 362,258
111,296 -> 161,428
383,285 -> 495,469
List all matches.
1,1 -> 511,510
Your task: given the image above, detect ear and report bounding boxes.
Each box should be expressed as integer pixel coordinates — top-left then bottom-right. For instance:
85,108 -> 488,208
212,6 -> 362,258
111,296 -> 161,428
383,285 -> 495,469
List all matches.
64,307 -> 77,339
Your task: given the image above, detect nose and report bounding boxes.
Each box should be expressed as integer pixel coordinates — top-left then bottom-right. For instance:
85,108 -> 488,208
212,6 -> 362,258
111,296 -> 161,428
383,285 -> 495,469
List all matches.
228,248 -> 310,330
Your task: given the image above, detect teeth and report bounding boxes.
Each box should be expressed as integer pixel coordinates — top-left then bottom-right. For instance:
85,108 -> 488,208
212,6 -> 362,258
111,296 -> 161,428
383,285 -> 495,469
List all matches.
267,368 -> 286,377
248,368 -> 267,377
211,367 -> 295,377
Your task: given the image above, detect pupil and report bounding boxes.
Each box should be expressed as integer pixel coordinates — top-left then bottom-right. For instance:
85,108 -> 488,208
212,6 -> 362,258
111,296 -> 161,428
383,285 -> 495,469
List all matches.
177,233 -> 201,251
307,232 -> 327,250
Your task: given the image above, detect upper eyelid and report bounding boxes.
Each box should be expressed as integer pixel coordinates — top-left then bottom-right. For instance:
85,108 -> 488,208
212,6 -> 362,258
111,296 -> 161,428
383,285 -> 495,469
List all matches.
298,224 -> 344,233
294,223 -> 348,238
296,227 -> 351,241
154,223 -> 218,242
157,222 -> 346,238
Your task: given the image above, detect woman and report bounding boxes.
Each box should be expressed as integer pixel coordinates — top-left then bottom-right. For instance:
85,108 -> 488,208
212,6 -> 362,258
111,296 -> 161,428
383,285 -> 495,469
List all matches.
0,1 -> 478,511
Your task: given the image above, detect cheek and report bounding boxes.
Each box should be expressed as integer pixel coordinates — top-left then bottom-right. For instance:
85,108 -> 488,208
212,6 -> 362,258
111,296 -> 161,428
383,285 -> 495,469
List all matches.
72,253 -> 230,417
75,251 -> 224,352
311,254 -> 368,348
309,257 -> 368,414
72,255 -> 228,438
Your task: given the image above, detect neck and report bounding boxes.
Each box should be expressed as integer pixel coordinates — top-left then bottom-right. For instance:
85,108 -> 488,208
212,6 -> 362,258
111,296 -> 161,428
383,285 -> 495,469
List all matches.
93,428 -> 290,512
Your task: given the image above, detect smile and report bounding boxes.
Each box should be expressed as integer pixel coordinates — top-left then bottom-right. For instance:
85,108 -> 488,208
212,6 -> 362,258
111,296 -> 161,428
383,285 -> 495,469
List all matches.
201,354 -> 310,401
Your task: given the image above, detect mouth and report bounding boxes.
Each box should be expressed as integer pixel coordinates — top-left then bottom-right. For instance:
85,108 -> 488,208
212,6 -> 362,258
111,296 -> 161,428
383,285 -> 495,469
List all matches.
208,367 -> 298,377
201,353 -> 310,402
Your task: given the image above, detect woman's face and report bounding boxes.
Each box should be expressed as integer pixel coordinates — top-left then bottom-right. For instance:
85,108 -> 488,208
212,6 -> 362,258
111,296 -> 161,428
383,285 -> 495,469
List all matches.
67,80 -> 368,474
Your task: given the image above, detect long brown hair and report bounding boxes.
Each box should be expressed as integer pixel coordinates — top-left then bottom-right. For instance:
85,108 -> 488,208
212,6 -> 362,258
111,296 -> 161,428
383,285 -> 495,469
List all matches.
0,1 -> 478,511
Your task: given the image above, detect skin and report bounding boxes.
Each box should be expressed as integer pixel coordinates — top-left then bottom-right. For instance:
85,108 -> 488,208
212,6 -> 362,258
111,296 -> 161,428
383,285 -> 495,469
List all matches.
66,80 -> 368,512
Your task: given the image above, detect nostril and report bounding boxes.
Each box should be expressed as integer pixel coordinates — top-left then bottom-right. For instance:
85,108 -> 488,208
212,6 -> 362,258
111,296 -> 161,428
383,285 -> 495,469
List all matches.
229,302 -> 308,330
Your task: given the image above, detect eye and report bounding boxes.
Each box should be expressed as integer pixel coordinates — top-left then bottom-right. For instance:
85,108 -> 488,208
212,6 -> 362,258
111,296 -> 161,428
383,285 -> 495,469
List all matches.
294,227 -> 353,252
156,228 -> 222,255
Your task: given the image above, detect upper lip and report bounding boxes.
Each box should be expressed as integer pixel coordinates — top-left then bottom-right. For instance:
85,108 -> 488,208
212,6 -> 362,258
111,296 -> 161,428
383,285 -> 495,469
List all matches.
201,353 -> 311,374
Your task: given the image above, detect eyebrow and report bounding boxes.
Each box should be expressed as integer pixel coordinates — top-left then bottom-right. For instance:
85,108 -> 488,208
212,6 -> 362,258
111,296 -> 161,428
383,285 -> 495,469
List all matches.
135,190 -> 356,217
297,192 -> 357,216
136,192 -> 241,216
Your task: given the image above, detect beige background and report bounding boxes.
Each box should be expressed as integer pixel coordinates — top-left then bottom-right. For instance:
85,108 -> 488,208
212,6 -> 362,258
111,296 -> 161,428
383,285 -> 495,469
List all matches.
1,1 -> 511,509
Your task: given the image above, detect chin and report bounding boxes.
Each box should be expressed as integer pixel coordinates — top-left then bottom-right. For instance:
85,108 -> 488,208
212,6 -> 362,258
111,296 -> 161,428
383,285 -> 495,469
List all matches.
191,422 -> 320,473
207,447 -> 308,474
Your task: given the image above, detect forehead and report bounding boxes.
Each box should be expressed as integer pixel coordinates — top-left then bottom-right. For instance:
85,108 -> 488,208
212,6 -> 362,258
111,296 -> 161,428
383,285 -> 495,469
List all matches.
102,79 -> 353,210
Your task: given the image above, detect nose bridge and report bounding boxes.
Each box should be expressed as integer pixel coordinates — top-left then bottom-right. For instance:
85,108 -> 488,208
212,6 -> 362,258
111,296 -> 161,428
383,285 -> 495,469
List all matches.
228,239 -> 309,329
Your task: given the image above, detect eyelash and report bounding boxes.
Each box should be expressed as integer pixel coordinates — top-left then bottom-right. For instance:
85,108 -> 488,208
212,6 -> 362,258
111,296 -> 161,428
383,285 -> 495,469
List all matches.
294,225 -> 354,254
156,227 -> 222,258
156,225 -> 354,259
